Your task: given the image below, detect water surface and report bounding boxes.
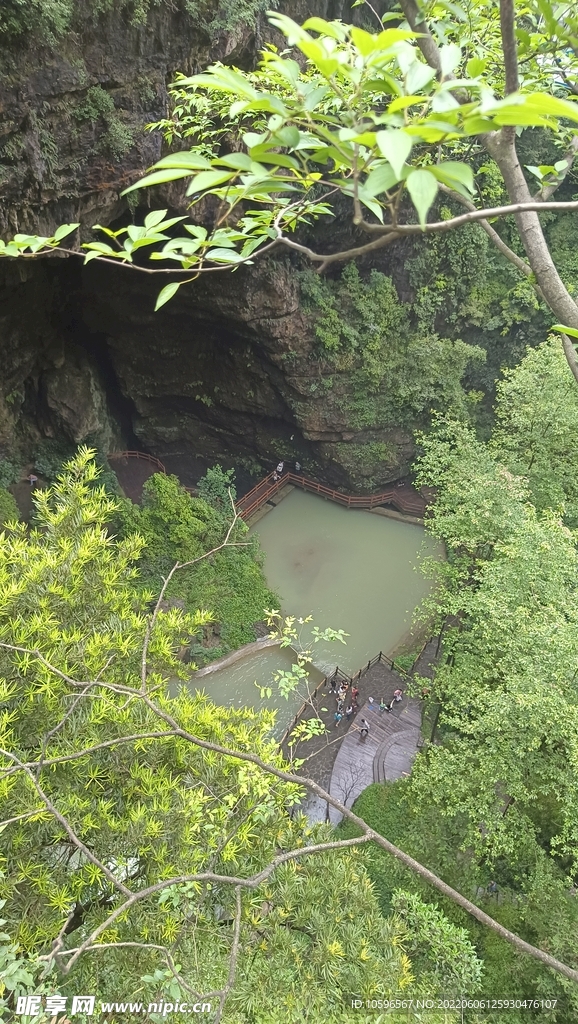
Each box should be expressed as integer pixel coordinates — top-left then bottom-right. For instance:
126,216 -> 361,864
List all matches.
250,489 -> 439,674
184,490 -> 439,732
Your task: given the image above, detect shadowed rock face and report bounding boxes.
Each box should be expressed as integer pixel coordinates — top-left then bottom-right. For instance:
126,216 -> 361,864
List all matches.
0,250 -> 413,492
0,0 -> 409,491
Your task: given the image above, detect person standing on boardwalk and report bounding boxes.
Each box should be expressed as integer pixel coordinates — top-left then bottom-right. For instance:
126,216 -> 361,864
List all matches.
334,711 -> 343,727
385,689 -> 403,712
379,698 -> 387,713
359,718 -> 370,738
276,461 -> 284,475
295,461 -> 302,473
351,686 -> 359,704
329,677 -> 337,696
336,698 -> 344,713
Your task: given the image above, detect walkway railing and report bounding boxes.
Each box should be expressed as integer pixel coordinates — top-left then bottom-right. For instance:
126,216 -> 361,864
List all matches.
278,651 -> 409,748
107,454 -> 425,517
107,451 -> 197,494
108,450 -> 167,473
237,471 -> 425,520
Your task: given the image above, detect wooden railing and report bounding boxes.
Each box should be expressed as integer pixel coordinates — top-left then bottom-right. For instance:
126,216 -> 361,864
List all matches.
278,651 -> 409,748
108,450 -> 167,474
107,451 -> 198,494
237,471 -> 425,520
107,454 -> 425,517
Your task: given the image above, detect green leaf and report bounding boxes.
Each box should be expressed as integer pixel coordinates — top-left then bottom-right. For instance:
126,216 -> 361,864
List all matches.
430,161 -> 474,192
154,281 -> 181,311
439,44 -> 462,79
271,125 -> 301,149
350,26 -> 379,56
406,168 -> 438,227
144,209 -> 169,229
364,162 -> 400,197
52,223 -> 80,242
376,129 -> 413,180
377,28 -> 418,48
466,56 -> 487,77
551,324 -> 578,339
123,168 -> 194,194
388,95 -> 426,113
216,152 -> 254,170
185,170 -> 235,196
406,61 -> 437,93
302,17 -> 346,40
153,153 -> 212,170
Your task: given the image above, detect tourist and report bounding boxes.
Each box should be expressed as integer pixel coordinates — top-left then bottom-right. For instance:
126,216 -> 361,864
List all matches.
351,686 -> 359,703
329,678 -> 337,695
272,472 -> 279,482
345,705 -> 353,720
359,718 -> 370,738
334,711 -> 342,727
27,473 -> 38,487
379,699 -> 387,713
336,698 -> 344,713
385,690 -> 403,713
276,461 -> 284,475
368,696 -> 375,708
295,461 -> 302,473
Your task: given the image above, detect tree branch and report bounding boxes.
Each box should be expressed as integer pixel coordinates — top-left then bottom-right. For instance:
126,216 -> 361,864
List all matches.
277,229 -> 401,263
357,198 -> 578,236
9,645 -> 578,985
399,0 -> 442,73
0,748 -> 132,898
538,135 -> 578,201
437,184 -> 547,302
59,836 -> 373,974
499,0 -> 519,94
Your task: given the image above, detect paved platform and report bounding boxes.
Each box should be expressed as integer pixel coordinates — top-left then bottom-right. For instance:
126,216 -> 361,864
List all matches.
328,693 -> 422,824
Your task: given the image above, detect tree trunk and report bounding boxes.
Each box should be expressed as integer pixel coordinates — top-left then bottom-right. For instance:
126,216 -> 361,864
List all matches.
485,133 -> 578,330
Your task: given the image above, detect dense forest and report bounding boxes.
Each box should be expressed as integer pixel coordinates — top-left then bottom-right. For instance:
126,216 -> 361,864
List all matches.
2,1 -> 578,1022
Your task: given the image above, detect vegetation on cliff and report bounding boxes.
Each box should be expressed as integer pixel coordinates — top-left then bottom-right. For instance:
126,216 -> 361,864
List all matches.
0,0 -> 274,41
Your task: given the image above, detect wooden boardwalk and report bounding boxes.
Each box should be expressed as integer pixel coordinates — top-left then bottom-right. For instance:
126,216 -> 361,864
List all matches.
236,470 -> 427,520
108,453 -> 428,519
326,660 -> 423,825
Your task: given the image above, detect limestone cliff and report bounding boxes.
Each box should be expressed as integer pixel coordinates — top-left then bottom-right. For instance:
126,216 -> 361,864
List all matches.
0,0 -> 422,492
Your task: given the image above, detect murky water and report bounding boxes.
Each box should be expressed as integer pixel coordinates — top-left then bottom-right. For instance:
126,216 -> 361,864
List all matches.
188,645 -> 324,739
250,490 -> 440,673
185,490 -> 440,732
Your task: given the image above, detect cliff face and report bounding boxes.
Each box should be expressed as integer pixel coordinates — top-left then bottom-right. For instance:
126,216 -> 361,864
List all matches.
0,0 -> 414,492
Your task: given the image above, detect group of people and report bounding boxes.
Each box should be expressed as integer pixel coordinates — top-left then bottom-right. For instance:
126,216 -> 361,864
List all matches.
272,459 -> 302,482
328,676 -> 403,729
329,678 -> 360,727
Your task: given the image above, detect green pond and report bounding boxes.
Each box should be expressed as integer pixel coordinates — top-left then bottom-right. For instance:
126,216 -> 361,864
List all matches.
190,490 -> 440,733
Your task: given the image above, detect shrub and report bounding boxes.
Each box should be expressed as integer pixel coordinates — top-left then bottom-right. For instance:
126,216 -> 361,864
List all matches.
0,459 -> 19,490
0,488 -> 19,526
